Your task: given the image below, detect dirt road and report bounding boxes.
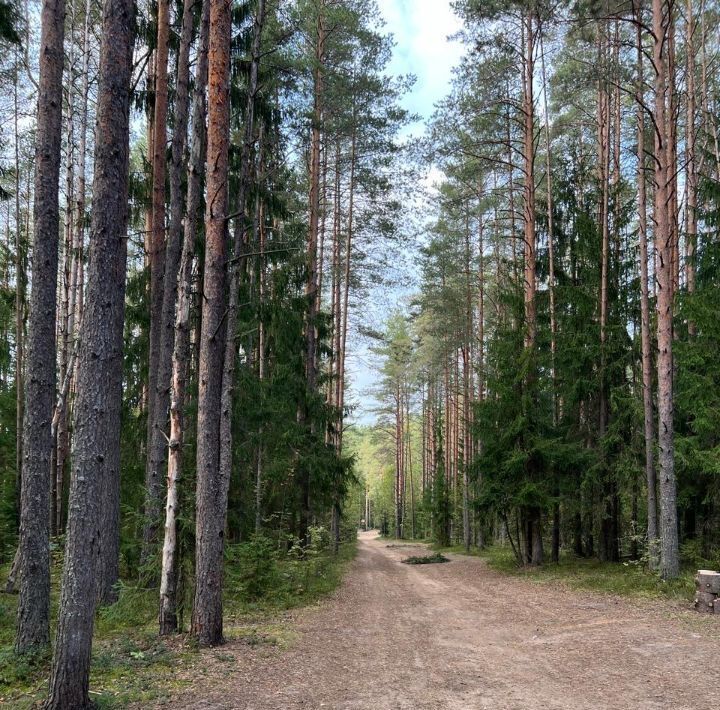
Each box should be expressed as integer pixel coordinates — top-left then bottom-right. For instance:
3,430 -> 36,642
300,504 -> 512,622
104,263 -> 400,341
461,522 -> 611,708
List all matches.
176,531 -> 720,709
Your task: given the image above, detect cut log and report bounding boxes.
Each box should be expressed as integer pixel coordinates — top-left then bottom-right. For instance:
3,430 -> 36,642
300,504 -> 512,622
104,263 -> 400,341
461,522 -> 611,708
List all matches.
695,570 -> 720,595
694,590 -> 716,613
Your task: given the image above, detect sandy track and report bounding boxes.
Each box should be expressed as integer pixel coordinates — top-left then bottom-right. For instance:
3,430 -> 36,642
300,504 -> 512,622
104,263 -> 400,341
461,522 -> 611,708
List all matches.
173,531 -> 720,709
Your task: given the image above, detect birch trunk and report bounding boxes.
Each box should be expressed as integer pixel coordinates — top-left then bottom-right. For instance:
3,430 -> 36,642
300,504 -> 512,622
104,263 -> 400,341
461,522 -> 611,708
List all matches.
159,0 -> 210,636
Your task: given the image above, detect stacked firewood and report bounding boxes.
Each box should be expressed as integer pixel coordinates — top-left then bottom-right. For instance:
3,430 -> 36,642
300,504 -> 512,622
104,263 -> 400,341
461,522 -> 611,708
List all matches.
694,570 -> 720,613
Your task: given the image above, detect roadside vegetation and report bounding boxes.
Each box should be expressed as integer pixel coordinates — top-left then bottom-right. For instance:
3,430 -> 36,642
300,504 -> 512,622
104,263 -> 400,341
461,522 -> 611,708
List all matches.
427,542 -> 700,602
0,534 -> 356,708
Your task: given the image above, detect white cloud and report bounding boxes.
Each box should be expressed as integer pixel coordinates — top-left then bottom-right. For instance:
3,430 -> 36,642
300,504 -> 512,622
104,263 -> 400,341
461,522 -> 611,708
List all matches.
377,0 -> 464,126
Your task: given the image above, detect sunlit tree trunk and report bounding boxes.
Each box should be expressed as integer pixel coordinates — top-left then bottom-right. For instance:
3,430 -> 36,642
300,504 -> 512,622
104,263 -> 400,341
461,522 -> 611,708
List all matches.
191,0 -> 232,648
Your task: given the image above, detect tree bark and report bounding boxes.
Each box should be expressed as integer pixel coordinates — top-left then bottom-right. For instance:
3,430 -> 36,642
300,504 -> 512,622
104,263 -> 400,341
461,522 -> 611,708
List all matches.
55,10 -> 75,537
255,139 -> 267,534
406,389 -> 416,540
45,0 -> 134,701
12,55 -> 24,552
476,208 -> 485,548
16,0 -> 65,654
540,34 -> 556,423
597,22 -> 617,564
652,0 -> 680,579
159,0 -> 210,636
685,0 -> 697,329
299,3 -> 326,547
635,6 -> 659,570
218,0 -> 266,550
462,208 -> 472,552
142,0 -> 171,565
190,0 -> 231,648
522,11 -> 542,566
522,12 -> 536,354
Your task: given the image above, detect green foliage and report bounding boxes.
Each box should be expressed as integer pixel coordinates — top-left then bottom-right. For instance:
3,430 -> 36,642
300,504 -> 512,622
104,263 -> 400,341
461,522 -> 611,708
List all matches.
477,545 -> 696,601
228,535 -> 280,601
0,2 -> 19,44
401,552 -> 450,565
0,540 -> 357,705
431,446 -> 451,547
673,174 -> 720,557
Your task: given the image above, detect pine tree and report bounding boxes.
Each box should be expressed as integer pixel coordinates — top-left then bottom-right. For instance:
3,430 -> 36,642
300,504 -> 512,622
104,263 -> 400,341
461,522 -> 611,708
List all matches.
46,0 -> 135,700
16,0 -> 65,655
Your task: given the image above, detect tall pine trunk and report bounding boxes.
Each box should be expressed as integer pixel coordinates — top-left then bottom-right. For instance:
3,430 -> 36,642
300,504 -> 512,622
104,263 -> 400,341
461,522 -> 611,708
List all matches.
685,0 -> 697,328
16,0 -> 65,654
299,3 -> 326,547
10,55 -> 24,596
652,0 -> 680,579
190,0 -> 231,648
635,8 -> 659,570
218,0 -> 266,558
46,0 -> 134,700
142,0 -> 171,565
522,11 -> 542,565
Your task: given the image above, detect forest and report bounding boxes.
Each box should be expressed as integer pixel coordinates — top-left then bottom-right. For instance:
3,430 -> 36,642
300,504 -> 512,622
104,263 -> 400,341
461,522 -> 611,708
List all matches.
365,0 -> 720,578
0,0 -> 718,706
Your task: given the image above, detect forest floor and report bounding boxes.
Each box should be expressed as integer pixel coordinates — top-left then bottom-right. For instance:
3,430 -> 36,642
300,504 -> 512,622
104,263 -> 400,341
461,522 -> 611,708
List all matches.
161,531 -> 720,710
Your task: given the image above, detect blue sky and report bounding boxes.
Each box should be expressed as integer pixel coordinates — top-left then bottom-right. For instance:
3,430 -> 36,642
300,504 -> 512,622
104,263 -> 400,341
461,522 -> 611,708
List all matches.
346,0 -> 464,425
377,0 -> 464,128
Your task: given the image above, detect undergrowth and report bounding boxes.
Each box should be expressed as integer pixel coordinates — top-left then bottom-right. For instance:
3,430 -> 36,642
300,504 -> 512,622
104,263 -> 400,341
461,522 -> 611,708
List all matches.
433,542 -> 697,600
0,532 -> 356,708
402,553 -> 450,565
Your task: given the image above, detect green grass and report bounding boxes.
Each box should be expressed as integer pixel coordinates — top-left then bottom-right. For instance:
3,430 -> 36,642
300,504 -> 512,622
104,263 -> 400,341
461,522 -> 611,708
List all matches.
0,539 -> 357,707
433,542 -> 697,601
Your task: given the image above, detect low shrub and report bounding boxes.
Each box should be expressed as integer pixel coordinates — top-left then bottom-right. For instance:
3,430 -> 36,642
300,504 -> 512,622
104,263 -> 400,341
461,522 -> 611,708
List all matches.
402,553 -> 450,565
228,535 -> 280,601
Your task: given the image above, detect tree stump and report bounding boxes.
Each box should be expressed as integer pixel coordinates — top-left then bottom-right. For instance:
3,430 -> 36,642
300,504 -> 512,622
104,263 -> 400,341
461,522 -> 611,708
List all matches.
694,590 -> 715,613
694,570 -> 720,613
696,570 -> 720,595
